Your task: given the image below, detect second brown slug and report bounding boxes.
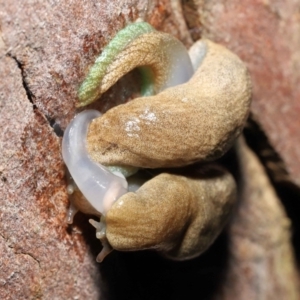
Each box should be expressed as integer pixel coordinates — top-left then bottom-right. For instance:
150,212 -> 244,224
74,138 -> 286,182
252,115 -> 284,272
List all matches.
105,166 -> 236,261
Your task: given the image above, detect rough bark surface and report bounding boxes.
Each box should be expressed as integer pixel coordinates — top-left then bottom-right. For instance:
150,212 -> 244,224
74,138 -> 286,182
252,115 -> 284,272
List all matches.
0,0 -> 299,299
0,56 -> 101,299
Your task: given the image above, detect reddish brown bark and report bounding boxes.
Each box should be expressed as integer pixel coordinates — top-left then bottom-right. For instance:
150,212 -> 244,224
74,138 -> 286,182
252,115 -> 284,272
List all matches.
0,0 -> 299,299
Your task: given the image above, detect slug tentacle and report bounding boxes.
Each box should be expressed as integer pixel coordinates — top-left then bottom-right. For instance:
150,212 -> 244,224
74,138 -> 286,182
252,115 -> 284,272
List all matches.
87,39 -> 251,169
62,110 -> 128,215
78,22 -> 194,106
89,217 -> 113,262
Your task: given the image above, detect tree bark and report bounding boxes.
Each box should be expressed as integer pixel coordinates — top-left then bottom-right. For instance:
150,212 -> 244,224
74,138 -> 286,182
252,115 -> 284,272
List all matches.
0,0 -> 299,299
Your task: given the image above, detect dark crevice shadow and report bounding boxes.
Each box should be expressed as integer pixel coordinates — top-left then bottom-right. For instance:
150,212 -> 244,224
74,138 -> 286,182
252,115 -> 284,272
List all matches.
99,231 -> 229,300
243,117 -> 300,266
7,53 -> 65,138
45,115 -> 64,137
7,53 -> 37,109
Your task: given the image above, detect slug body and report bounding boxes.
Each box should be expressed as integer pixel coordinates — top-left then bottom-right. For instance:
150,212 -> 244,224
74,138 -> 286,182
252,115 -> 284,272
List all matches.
62,110 -> 128,216
87,39 -> 251,168
105,166 -> 236,260
63,21 -> 251,261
